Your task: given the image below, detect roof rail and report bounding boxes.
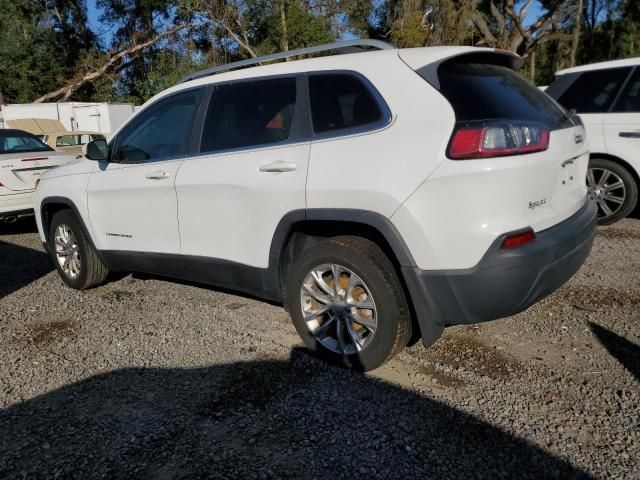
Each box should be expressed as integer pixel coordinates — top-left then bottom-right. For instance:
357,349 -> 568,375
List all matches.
178,39 -> 395,84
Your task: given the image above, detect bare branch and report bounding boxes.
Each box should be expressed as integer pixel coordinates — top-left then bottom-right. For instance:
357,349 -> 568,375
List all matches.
471,10 -> 498,46
34,24 -> 191,103
213,19 -> 258,58
490,1 -> 506,38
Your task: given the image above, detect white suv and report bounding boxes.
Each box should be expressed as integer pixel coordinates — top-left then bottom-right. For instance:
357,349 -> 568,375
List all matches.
546,57 -> 640,224
34,41 -> 596,370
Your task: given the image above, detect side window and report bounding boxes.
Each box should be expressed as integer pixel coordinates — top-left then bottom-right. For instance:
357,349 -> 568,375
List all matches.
309,74 -> 383,134
57,135 -> 75,147
557,68 -> 632,113
114,89 -> 201,162
612,68 -> 640,113
200,77 -> 296,153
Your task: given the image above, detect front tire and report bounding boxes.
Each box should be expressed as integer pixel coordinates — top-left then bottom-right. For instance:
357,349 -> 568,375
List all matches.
587,158 -> 638,225
286,236 -> 411,371
48,210 -> 110,290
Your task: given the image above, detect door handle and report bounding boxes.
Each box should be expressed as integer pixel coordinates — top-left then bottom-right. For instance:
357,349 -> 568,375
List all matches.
619,131 -> 640,138
145,170 -> 170,180
259,161 -> 298,173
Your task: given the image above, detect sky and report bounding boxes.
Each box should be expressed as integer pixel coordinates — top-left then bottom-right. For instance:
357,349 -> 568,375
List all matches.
86,0 -> 100,33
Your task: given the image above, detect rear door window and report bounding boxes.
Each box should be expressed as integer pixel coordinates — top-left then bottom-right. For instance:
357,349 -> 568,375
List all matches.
200,77 -> 297,153
308,74 -> 383,134
557,67 -> 632,113
436,62 -> 571,128
612,68 -> 640,113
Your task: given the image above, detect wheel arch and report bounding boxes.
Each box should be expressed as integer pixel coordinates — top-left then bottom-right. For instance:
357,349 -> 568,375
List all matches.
270,209 -> 436,346
40,196 -> 105,263
40,197 -> 78,237
270,209 -> 417,290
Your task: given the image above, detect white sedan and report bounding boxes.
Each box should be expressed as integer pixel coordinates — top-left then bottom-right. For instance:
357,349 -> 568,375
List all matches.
1,129 -> 77,223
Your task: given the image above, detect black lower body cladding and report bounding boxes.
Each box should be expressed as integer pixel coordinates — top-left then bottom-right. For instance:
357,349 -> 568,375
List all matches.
403,198 -> 597,344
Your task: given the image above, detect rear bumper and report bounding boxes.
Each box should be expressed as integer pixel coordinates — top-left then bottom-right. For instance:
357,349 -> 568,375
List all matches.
0,191 -> 35,217
403,198 -> 597,344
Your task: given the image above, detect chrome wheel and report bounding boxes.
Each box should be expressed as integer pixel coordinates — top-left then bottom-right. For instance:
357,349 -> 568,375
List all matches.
587,167 -> 626,220
54,224 -> 81,279
300,263 -> 377,355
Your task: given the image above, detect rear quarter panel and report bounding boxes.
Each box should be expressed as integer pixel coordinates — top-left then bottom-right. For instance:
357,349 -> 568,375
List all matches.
305,52 -> 456,217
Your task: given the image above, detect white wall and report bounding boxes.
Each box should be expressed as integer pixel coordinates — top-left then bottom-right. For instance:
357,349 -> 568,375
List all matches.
2,103 -> 68,128
0,102 -> 137,135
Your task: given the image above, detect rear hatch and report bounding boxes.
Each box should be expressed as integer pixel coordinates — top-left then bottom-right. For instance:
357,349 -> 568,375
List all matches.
0,150 -> 77,192
401,49 -> 589,232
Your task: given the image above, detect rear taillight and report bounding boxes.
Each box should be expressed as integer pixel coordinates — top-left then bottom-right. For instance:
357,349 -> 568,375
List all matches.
448,121 -> 549,160
501,229 -> 536,249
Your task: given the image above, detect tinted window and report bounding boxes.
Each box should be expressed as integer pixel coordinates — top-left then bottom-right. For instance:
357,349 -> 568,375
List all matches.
309,74 -> 382,134
0,133 -> 53,154
612,68 -> 640,113
437,63 -> 570,128
200,78 -> 296,152
557,67 -> 632,113
114,90 -> 200,162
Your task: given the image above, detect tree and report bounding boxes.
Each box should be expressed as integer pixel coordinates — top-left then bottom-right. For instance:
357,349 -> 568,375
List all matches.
34,23 -> 192,102
0,0 -> 97,103
470,0 -> 571,56
374,0 -> 474,48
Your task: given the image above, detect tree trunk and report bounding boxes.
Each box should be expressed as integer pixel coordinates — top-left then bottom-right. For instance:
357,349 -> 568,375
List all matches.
530,48 -> 536,82
570,0 -> 583,67
280,0 -> 289,58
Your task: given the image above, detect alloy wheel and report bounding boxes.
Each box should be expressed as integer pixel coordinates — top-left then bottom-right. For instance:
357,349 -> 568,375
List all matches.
300,263 -> 377,355
587,167 -> 626,221
54,224 -> 81,279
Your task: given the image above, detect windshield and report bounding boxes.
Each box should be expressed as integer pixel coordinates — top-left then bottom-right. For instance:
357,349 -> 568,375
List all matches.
0,134 -> 54,154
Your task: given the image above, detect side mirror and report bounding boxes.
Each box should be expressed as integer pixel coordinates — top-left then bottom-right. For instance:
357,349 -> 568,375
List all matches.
84,139 -> 108,161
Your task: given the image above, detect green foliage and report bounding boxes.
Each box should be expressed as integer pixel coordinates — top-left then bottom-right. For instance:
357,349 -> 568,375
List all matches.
2,0 -> 639,104
390,12 -> 428,48
92,51 -> 205,103
0,0 -> 97,103
382,0 -> 474,48
260,0 -> 335,52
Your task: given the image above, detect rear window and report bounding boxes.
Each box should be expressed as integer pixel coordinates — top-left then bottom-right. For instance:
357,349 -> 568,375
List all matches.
436,63 -> 572,129
0,134 -> 53,154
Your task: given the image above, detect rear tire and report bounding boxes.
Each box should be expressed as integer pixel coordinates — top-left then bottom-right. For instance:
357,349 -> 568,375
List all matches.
587,158 -> 638,226
48,210 -> 110,290
286,236 -> 411,371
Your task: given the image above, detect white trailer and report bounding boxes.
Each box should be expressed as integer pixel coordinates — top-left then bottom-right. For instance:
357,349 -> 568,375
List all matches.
0,102 -> 136,136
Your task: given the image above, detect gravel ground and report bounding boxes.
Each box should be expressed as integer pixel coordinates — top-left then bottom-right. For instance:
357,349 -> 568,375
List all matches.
0,217 -> 638,479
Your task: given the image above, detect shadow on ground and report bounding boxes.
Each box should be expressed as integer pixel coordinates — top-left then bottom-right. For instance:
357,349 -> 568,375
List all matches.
0,349 -> 589,479
0,239 -> 52,300
0,217 -> 39,235
589,321 -> 640,381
